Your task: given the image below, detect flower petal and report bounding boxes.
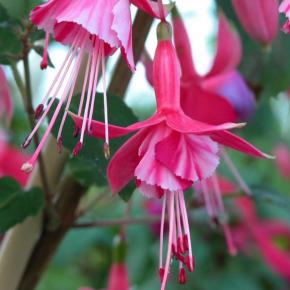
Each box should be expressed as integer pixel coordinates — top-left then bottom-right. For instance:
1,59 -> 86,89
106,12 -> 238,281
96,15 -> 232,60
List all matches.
130,0 -> 172,19
172,8 -> 199,81
107,129 -> 147,193
211,130 -> 272,158
166,111 -> 244,134
112,0 -> 135,71
181,82 -> 237,124
156,132 -> 220,182
207,12 -> 242,77
203,70 -> 256,121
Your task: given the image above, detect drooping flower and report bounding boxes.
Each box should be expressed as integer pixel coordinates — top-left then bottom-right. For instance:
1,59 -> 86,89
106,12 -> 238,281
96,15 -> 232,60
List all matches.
107,263 -> 130,290
0,131 -> 30,187
273,143 -> 290,179
279,0 -> 290,33
172,8 -> 255,122
0,67 -> 13,124
71,21 -> 270,289
234,196 -> 290,281
231,0 -> 279,45
21,0 -> 170,173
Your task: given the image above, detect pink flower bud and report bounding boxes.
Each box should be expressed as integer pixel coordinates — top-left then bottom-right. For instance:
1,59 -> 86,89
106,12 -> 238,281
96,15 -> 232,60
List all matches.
232,0 -> 279,44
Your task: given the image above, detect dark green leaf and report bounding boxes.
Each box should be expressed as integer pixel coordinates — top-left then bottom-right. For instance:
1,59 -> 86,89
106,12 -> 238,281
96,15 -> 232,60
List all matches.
0,177 -> 45,233
119,180 -> 136,202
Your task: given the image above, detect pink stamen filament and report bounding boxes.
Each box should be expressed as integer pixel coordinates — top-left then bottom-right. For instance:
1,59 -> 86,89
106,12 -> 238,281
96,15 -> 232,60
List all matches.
161,191 -> 174,290
159,197 -> 166,270
40,32 -> 50,70
157,0 -> 166,21
221,147 -> 252,195
175,194 -> 184,254
201,180 -> 215,218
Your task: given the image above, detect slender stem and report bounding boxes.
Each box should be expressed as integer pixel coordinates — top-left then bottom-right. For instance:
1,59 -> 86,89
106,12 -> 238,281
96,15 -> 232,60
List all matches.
73,216 -> 161,228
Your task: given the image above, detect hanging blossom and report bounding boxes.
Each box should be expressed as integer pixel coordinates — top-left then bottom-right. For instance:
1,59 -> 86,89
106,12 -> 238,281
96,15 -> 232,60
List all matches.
0,67 -> 13,124
231,0 -> 279,45
234,196 -> 290,281
280,0 -> 290,33
71,22 -> 270,289
21,0 -> 170,173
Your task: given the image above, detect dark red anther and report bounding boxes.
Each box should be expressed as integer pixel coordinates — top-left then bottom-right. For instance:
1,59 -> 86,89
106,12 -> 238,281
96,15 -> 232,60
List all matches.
22,137 -> 31,149
183,234 -> 189,252
179,268 -> 187,285
159,267 -> 165,282
40,60 -> 48,70
73,126 -> 80,138
177,237 -> 184,254
103,142 -> 110,159
57,137 -> 63,153
185,256 -> 195,272
156,186 -> 165,198
73,141 -> 83,157
34,104 -> 44,120
135,179 -> 141,187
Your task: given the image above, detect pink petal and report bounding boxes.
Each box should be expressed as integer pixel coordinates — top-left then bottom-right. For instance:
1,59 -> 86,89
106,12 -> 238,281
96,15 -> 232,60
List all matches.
165,111 -> 244,134
53,0 -> 120,49
137,181 -> 164,199
112,0 -> 135,71
207,12 -> 242,77
232,0 -> 279,44
261,221 -> 290,238
70,113 -> 134,139
130,0 -> 171,19
172,9 -> 199,81
0,67 -> 13,122
181,82 -> 238,125
107,129 -> 147,193
156,132 -> 220,182
211,130 -> 272,158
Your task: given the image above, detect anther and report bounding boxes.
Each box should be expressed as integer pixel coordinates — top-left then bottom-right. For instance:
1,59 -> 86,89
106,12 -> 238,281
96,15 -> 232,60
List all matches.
73,141 -> 83,157
103,142 -> 110,159
34,104 -> 44,120
159,267 -> 165,282
179,268 -> 187,285
22,137 -> 32,149
57,137 -> 63,153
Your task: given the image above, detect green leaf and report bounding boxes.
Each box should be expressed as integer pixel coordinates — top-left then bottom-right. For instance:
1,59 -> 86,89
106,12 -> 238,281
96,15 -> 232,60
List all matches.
0,4 -> 22,64
119,180 -> 136,202
47,93 -> 138,189
0,177 -> 45,233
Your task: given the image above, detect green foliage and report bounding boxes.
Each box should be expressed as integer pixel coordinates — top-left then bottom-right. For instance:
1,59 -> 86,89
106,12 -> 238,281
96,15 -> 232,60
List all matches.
0,4 -> 22,64
0,177 -> 45,233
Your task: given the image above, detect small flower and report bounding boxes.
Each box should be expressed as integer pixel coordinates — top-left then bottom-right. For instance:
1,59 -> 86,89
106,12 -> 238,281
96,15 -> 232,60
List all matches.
0,67 -> 13,124
107,263 -> 130,290
232,0 -> 279,45
22,0 -> 169,173
71,21 -> 270,289
279,0 -> 290,33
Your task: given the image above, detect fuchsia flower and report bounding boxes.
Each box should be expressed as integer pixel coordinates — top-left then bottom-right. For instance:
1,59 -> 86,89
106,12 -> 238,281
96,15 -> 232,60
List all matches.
273,144 -> 290,179
71,21 -> 270,289
279,0 -> 290,33
231,0 -> 279,45
234,196 -> 290,281
107,263 -> 130,290
0,132 -> 30,187
0,67 -> 13,124
172,8 -> 256,123
21,0 -> 170,173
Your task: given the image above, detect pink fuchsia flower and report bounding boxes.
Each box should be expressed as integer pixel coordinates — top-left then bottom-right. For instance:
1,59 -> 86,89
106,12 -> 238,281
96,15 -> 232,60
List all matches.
21,0 -> 170,173
172,8 -> 255,122
273,144 -> 290,179
234,196 -> 290,281
279,0 -> 290,34
0,67 -> 13,124
71,22 -> 270,289
0,132 -> 30,187
231,0 -> 279,45
107,263 -> 130,290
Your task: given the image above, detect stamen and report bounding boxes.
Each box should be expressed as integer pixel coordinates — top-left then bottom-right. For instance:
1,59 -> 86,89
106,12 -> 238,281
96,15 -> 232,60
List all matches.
34,104 -> 44,120
175,194 -> 184,254
201,180 -> 215,218
161,191 -> 174,290
101,43 -> 110,157
179,267 -> 186,285
221,147 -> 252,195
57,136 -> 63,153
159,197 -> 166,271
103,142 -> 110,160
40,32 -> 50,70
73,141 -> 83,157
